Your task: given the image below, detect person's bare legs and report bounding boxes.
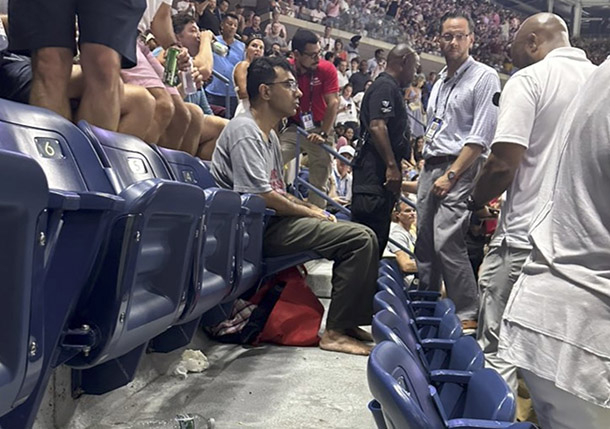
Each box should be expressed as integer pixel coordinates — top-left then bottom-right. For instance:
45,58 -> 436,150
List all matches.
30,47 -> 73,120
158,95 -> 191,150
145,87 -> 175,144
76,43 -> 122,130
319,329 -> 373,356
196,114 -> 228,160
119,85 -> 155,140
183,103 -> 205,155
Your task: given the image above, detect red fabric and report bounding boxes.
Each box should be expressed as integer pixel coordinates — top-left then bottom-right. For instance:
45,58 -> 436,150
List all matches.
254,267 -> 324,347
289,59 -> 340,123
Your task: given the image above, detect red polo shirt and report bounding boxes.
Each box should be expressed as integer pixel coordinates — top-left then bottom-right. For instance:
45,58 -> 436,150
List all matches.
289,58 -> 339,124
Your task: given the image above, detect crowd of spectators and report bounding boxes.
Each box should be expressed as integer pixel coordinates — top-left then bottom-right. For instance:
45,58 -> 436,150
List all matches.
277,0 -> 609,72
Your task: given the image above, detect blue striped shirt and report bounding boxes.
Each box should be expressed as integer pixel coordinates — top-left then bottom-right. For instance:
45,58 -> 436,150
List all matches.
423,56 -> 501,158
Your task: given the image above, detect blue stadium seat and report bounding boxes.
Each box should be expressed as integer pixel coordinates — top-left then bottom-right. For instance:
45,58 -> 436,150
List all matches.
379,263 -> 440,302
66,123 -> 206,393
368,341 -> 517,429
0,100 -> 126,426
0,150 -> 48,419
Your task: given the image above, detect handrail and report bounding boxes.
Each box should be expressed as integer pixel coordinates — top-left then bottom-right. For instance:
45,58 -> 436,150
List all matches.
211,70 -> 231,119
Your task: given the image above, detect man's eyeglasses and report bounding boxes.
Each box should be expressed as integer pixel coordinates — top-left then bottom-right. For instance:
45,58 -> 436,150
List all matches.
300,50 -> 322,59
265,79 -> 299,91
440,33 -> 471,42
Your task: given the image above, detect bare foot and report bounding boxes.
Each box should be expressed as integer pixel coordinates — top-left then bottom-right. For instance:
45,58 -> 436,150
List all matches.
319,329 -> 373,356
345,327 -> 374,343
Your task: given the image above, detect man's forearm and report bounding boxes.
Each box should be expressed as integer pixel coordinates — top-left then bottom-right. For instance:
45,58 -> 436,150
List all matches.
449,143 -> 484,177
261,191 -> 317,217
285,193 -> 319,210
395,251 -> 417,274
472,153 -> 516,206
151,4 -> 178,49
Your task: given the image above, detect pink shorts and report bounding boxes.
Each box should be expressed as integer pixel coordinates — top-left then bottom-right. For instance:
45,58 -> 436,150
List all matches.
121,40 -> 180,97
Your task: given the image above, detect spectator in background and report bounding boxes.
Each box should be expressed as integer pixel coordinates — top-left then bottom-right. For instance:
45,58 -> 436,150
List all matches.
405,74 -> 426,138
326,0 -> 341,24
470,13 -> 596,394
217,0 -> 229,20
370,57 -> 386,79
343,125 -> 355,144
347,57 -> 359,78
310,1 -> 326,23
333,39 -> 347,61
349,59 -> 371,94
319,25 -> 335,55
281,29 -> 340,209
264,22 -> 289,55
383,202 -> 417,277
367,48 -> 385,73
242,14 -> 263,43
324,51 -> 336,63
346,35 -> 361,61
8,0 -> 146,131
195,0 -> 221,34
233,37 -> 265,116
205,13 -> 245,117
330,144 -> 355,205
334,57 -> 349,87
335,83 -> 359,133
170,10 -> 229,159
416,12 -> 501,332
234,4 -> 246,34
264,11 -> 287,42
352,78 -> 371,112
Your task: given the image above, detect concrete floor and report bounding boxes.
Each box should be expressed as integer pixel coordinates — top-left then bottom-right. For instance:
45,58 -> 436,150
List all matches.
34,261 -> 376,429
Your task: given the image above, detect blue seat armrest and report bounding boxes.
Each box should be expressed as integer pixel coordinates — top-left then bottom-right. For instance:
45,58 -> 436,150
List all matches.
265,208 -> 276,217
447,418 -> 518,428
411,301 -> 438,310
240,206 -> 251,215
407,290 -> 441,301
421,338 -> 456,350
48,190 -> 81,211
78,192 -> 123,211
430,369 -> 473,385
415,316 -> 442,326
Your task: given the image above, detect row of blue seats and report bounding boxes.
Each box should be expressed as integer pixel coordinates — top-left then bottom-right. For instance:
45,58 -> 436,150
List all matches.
0,99 -> 319,428
367,261 -> 538,429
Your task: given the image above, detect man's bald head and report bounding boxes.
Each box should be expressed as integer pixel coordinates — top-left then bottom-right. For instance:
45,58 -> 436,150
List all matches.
386,43 -> 420,87
511,13 -> 571,69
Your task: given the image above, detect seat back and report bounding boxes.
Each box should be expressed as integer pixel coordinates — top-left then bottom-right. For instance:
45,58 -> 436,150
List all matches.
68,123 -> 205,370
372,309 -> 429,374
379,265 -> 407,294
0,150 -> 48,418
462,368 -> 516,422
448,336 -> 484,371
368,341 -> 444,429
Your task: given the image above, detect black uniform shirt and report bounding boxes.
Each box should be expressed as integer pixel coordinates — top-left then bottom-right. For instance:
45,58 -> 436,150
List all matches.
353,72 -> 409,195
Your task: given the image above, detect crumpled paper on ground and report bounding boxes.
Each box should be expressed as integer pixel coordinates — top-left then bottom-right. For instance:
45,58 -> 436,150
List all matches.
169,349 -> 210,379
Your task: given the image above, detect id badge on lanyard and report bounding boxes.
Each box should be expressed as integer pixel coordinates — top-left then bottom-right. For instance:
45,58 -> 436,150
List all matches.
301,112 -> 315,131
424,117 -> 443,144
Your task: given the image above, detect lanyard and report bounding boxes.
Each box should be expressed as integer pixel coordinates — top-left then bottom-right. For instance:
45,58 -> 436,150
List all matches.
307,72 -> 315,113
433,64 -> 472,119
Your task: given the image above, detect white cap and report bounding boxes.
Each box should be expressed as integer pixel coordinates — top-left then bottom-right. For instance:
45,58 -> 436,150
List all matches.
338,145 -> 355,157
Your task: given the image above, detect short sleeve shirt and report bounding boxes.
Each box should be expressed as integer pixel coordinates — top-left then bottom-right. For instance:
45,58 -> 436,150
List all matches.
211,110 -> 286,195
138,0 -> 172,33
353,72 -> 408,194
290,59 -> 339,124
205,36 -> 245,97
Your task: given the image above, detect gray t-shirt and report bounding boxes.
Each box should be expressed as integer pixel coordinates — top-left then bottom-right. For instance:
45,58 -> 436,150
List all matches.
211,109 -> 286,195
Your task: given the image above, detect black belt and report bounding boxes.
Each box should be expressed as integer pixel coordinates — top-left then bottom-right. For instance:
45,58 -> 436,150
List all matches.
425,155 -> 457,166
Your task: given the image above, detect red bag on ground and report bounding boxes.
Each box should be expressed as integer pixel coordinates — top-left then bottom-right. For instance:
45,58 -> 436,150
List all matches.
251,267 -> 324,347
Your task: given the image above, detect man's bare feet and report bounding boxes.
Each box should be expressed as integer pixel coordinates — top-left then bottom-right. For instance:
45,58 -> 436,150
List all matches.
345,327 -> 374,343
319,329 -> 373,355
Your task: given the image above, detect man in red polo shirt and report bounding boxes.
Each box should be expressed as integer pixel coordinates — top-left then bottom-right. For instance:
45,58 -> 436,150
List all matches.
281,29 -> 340,208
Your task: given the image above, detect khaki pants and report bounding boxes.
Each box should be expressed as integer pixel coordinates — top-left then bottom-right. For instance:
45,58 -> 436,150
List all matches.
281,124 -> 333,209
264,216 -> 379,330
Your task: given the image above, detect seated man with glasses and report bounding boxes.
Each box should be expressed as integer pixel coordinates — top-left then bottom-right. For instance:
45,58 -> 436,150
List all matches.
211,56 -> 379,356
280,29 -> 340,209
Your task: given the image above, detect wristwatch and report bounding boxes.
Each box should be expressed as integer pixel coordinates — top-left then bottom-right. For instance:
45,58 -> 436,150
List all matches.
466,195 -> 484,212
319,131 -> 328,139
447,170 -> 458,181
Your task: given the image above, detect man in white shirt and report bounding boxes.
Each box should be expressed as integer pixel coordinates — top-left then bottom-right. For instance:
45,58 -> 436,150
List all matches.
384,202 -> 417,275
497,57 -> 610,429
319,25 -> 335,55
469,13 -> 597,393
416,12 -> 500,331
